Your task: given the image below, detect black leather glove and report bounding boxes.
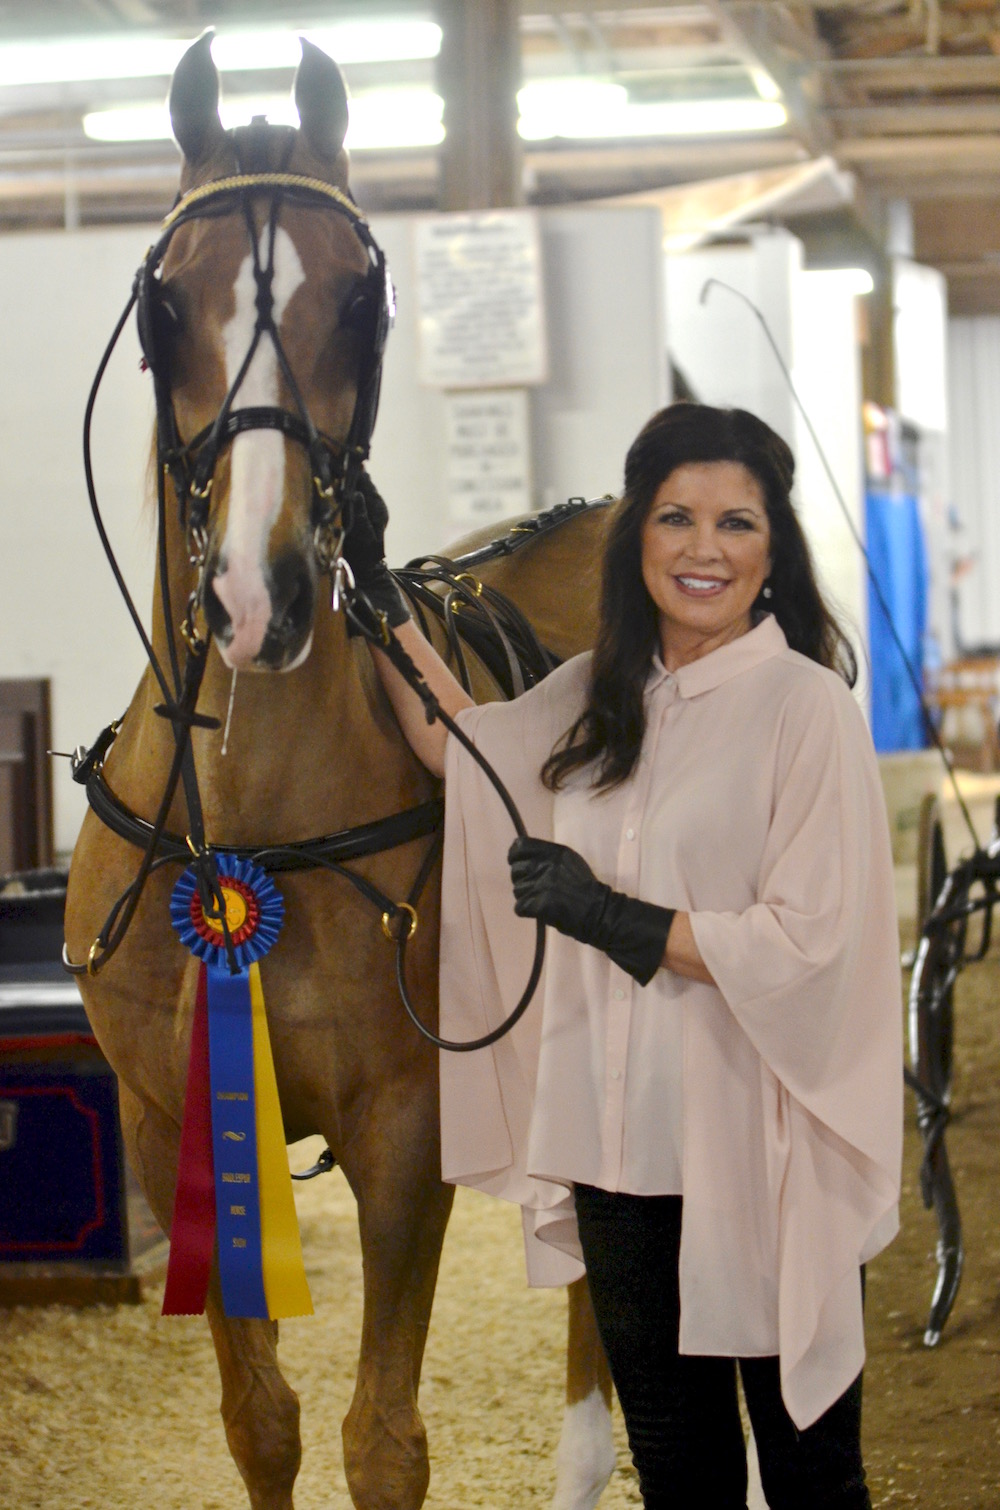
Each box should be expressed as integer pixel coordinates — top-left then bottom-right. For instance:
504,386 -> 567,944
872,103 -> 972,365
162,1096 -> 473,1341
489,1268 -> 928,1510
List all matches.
341,470 -> 410,632
508,837 -> 675,987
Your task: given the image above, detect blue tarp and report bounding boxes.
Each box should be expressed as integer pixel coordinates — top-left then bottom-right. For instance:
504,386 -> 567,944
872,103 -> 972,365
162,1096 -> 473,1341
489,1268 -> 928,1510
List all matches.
865,487 -> 928,752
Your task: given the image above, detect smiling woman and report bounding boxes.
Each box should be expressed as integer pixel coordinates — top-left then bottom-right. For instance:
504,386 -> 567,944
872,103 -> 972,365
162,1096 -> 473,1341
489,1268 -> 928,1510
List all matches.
359,398 -> 902,1509
639,460 -> 772,671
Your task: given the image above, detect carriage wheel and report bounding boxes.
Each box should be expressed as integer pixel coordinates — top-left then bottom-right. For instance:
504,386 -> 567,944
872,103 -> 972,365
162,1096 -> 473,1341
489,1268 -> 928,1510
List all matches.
914,793 -> 954,1090
907,872 -> 965,1345
915,792 -> 948,936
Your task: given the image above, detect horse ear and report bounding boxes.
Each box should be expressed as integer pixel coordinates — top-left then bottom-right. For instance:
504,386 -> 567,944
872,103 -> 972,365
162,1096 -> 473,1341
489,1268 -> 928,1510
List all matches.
294,37 -> 350,160
169,30 -> 226,166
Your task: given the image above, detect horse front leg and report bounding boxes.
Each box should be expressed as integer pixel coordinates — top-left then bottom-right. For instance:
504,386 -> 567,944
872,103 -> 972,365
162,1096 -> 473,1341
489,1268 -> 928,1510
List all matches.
119,1086 -> 302,1510
339,1095 -> 454,1510
552,1277 -> 616,1510
204,1285 -> 302,1510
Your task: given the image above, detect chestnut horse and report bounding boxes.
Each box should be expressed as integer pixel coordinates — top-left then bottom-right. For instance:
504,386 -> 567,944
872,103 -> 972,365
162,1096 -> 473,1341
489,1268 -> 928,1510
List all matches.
66,34 -> 612,1510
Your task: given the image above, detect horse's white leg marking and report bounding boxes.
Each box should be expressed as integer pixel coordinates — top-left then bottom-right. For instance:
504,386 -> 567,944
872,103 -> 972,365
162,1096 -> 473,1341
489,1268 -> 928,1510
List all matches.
747,1426 -> 769,1509
551,1386 -> 616,1510
213,227 -> 305,668
552,1394 -> 769,1509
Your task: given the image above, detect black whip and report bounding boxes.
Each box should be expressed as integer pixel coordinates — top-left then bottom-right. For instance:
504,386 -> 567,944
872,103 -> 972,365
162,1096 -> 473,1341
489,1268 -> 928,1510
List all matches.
701,277 -> 980,850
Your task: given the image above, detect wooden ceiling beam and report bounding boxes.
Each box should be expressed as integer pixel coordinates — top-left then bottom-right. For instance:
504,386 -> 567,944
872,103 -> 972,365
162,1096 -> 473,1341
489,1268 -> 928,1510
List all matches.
818,53 -> 1000,91
831,100 -> 1000,131
942,270 -> 1000,316
913,196 -> 1000,259
837,131 -> 1000,169
701,0 -> 834,153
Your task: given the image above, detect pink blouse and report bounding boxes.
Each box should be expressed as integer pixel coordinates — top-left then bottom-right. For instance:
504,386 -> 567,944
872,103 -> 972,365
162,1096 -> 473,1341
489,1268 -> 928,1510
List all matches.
439,615 -> 902,1428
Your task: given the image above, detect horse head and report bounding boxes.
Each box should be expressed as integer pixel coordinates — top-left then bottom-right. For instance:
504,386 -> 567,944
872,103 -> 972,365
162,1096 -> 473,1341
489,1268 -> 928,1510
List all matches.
146,31 -> 390,672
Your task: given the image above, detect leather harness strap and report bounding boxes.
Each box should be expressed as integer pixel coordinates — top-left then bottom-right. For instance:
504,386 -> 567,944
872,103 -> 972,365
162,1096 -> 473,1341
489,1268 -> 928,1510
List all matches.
83,763 -> 444,875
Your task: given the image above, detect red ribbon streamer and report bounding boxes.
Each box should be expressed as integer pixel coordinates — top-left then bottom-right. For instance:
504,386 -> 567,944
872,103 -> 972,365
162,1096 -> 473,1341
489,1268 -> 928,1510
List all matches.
162,965 -> 216,1315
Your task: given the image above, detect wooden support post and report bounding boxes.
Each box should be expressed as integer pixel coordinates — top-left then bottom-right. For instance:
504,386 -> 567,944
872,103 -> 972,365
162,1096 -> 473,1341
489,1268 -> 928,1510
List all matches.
436,0 -> 523,211
0,679 -> 54,874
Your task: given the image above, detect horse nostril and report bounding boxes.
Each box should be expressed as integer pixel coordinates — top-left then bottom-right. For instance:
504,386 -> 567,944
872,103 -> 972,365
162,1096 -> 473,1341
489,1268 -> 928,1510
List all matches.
202,572 -> 232,643
265,552 -> 315,651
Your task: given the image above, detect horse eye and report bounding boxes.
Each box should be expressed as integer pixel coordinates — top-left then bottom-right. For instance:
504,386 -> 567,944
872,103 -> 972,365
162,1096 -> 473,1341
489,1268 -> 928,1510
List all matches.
340,283 -> 376,342
146,291 -> 181,376
155,294 -> 180,344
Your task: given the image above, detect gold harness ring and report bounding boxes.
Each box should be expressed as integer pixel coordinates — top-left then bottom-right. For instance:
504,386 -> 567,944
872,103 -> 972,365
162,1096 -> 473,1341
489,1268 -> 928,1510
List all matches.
381,903 -> 418,942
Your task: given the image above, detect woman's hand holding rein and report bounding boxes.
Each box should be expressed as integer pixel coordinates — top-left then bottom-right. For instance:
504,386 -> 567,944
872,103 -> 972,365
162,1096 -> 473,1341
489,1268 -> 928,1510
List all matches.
508,836 -> 714,985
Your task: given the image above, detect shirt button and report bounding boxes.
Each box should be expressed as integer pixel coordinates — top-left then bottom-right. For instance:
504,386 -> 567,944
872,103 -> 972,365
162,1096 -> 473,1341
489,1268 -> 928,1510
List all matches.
610,1069 -> 622,1080
613,988 -> 625,1001
625,827 -> 635,840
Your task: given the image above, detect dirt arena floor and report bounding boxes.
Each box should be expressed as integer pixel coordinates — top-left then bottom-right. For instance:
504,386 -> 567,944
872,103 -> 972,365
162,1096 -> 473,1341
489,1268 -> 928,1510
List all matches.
1,940 -> 998,1510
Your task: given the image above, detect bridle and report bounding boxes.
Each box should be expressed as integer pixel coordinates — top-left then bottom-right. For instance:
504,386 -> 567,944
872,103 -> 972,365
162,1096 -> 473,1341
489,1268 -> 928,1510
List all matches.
67,132 -> 562,1055
71,137 -> 396,982
137,137 -> 394,585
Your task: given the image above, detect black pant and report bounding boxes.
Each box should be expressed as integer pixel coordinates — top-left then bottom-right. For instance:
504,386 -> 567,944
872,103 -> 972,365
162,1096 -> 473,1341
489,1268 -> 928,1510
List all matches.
573,1185 -> 871,1510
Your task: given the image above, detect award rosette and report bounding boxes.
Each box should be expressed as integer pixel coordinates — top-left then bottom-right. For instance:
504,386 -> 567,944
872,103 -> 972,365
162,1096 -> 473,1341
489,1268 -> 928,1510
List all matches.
162,854 -> 313,1321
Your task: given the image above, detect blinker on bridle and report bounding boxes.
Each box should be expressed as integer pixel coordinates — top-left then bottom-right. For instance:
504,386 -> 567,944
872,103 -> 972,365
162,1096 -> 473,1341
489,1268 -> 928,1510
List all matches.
136,165 -> 394,579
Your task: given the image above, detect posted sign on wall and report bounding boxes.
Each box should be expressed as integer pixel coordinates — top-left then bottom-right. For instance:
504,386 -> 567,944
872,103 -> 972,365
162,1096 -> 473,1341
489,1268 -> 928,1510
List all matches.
415,211 -> 547,389
444,390 -> 531,527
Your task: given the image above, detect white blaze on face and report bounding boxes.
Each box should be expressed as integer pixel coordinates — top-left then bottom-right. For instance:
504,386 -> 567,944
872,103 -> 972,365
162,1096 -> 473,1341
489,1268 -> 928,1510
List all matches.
213,227 -> 306,668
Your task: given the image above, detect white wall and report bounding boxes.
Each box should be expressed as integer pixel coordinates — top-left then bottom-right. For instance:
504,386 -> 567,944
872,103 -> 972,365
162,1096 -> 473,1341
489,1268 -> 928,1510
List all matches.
529,206 -> 668,510
892,258 -> 952,666
665,228 -> 868,708
0,205 -> 668,856
664,229 -> 799,444
369,204 -> 668,564
792,269 -> 867,677
947,316 -> 1000,650
0,226 -> 158,857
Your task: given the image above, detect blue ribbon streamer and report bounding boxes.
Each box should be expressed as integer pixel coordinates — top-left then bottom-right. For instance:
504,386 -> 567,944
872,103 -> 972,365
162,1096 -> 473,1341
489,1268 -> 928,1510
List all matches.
205,962 -> 269,1318
170,855 -> 285,1319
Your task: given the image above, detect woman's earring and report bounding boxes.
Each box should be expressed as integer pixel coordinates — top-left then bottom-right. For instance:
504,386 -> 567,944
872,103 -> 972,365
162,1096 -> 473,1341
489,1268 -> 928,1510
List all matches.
762,581 -> 773,600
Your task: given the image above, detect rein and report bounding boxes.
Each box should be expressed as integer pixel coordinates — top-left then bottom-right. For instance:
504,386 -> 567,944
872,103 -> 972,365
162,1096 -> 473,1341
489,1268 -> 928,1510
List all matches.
68,493 -> 611,1051
64,122 -> 608,1056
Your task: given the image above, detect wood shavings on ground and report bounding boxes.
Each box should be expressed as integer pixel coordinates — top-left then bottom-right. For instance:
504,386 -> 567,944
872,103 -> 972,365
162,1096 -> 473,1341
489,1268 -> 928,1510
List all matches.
2,935 -> 1000,1509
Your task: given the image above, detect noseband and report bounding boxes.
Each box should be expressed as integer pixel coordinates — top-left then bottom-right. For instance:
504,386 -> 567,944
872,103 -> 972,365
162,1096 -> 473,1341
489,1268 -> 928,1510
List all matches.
136,162 -> 393,576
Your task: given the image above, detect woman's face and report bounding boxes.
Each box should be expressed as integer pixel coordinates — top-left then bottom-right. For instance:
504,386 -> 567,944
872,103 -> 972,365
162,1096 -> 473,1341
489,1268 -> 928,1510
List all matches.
640,460 -> 772,669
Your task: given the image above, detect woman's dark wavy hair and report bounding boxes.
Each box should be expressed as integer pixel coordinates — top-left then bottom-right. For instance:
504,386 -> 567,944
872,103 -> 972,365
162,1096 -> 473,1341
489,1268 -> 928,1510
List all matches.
542,401 -> 858,792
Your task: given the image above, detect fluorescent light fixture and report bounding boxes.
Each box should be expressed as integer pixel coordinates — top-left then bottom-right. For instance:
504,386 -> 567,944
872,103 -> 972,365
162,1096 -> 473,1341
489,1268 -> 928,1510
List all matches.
747,66 -> 782,104
805,267 -> 874,296
345,88 -> 444,149
0,36 -> 186,86
517,80 -> 627,141
84,88 -> 445,149
0,20 -> 441,87
517,79 -> 787,140
214,22 -> 442,72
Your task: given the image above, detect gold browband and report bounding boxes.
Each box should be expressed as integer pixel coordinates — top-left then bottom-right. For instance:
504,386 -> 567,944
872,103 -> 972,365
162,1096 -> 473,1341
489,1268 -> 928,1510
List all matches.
160,173 -> 366,232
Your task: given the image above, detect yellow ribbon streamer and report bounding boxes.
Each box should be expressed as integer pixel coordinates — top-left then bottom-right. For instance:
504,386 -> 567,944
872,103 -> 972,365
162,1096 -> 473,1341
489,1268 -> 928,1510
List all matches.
249,961 -> 314,1319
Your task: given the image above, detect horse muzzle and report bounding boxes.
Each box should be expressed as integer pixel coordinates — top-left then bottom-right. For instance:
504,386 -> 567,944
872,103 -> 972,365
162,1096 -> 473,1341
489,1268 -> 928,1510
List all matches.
203,545 -> 317,672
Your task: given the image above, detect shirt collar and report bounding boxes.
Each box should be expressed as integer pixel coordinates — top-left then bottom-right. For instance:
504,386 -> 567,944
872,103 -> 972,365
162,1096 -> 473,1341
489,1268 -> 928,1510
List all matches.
646,614 -> 788,699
